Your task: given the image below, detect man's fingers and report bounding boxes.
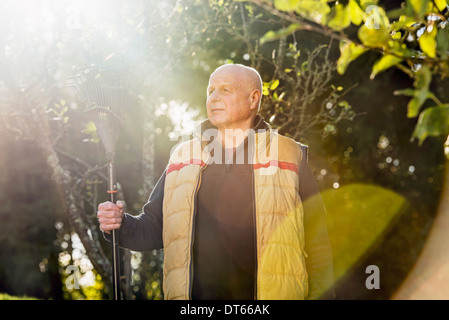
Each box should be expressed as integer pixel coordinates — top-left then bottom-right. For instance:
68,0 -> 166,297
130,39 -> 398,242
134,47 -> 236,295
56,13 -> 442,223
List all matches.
100,223 -> 122,232
97,210 -> 122,218
98,201 -> 124,211
98,216 -> 122,224
98,216 -> 122,232
97,201 -> 125,233
97,201 -> 124,219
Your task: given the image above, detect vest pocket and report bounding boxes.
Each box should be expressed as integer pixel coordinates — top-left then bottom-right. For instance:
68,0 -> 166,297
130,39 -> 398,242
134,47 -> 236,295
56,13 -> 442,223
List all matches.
258,243 -> 308,299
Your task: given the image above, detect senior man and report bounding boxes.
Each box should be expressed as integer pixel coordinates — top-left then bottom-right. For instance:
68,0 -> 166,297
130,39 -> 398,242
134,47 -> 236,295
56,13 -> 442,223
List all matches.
97,63 -> 334,300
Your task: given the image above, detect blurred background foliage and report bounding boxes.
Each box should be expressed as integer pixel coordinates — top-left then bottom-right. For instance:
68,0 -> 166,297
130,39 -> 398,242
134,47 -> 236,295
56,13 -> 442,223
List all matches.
0,0 -> 447,300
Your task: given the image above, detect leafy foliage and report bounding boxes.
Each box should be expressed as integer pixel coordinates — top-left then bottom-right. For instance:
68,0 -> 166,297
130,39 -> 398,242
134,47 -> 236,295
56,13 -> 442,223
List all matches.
255,0 -> 449,155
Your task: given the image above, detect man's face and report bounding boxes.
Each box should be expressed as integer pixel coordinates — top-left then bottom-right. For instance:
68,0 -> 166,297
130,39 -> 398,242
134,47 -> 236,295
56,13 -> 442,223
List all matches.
206,66 -> 255,131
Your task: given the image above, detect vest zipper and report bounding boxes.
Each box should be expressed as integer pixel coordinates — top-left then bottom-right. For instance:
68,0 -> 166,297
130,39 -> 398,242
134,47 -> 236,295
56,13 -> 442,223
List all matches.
188,159 -> 209,299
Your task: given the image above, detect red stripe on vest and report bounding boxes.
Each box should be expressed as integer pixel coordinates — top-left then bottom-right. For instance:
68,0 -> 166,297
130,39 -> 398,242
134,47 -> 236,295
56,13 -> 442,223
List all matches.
166,159 -> 205,175
253,160 -> 299,174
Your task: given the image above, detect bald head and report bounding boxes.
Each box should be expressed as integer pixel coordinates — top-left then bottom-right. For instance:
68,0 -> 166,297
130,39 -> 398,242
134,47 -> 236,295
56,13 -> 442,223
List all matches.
206,63 -> 263,131
211,64 -> 263,102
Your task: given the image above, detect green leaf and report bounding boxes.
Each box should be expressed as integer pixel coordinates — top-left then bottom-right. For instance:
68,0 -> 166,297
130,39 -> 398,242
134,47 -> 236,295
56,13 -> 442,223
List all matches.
411,104 -> 449,145
407,90 -> 429,118
414,65 -> 432,90
434,0 -> 449,11
391,15 -> 417,32
406,65 -> 433,118
396,88 -> 440,114
407,0 -> 430,18
358,5 -> 391,47
273,0 -> 300,12
260,23 -> 302,44
370,54 -> 403,79
436,27 -> 449,59
337,41 -> 368,75
262,82 -> 270,96
393,88 -> 415,97
419,25 -> 438,58
364,4 -> 390,28
295,0 -> 331,24
358,24 -> 390,48
270,79 -> 280,90
327,3 -> 351,31
348,0 -> 365,25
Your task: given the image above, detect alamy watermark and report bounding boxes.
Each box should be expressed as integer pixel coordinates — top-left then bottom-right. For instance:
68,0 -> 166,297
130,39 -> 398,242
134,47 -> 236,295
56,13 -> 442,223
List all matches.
365,5 -> 382,30
65,265 -> 95,290
365,265 -> 380,290
169,128 -> 280,173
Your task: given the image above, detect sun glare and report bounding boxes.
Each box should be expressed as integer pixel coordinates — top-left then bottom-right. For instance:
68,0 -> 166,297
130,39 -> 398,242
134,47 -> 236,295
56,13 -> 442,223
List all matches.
155,99 -> 201,140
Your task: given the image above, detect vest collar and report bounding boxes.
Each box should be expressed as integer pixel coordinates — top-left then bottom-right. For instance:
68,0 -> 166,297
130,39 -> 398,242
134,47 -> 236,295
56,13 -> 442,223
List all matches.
192,115 -> 275,163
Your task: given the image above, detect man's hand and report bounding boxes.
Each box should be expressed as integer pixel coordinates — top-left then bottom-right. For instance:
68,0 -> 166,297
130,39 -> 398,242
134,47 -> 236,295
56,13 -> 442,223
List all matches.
97,201 -> 125,234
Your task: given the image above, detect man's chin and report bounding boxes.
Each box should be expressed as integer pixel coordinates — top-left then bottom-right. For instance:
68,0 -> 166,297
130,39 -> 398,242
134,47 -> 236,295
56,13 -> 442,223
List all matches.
208,117 -> 227,128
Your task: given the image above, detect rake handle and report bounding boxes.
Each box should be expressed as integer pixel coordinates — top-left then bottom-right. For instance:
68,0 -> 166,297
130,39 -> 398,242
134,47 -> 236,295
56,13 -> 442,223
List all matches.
108,157 -> 121,300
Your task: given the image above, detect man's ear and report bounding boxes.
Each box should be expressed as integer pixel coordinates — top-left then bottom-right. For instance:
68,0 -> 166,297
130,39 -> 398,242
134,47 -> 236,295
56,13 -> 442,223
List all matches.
250,90 -> 261,110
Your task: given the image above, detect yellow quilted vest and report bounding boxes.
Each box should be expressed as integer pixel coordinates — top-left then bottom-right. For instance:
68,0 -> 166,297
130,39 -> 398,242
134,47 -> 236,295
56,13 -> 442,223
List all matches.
162,129 -> 308,300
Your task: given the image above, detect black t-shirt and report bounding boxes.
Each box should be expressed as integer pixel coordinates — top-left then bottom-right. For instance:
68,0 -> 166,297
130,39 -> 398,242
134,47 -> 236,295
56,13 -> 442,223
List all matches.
191,144 -> 255,300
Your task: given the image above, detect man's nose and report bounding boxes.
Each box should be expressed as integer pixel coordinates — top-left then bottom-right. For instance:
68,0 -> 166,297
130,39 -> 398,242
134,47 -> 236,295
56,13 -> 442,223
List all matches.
209,91 -> 220,102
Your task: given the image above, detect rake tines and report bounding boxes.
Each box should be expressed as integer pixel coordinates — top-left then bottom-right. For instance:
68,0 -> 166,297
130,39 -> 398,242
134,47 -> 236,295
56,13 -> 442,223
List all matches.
77,67 -> 129,160
67,66 -> 130,300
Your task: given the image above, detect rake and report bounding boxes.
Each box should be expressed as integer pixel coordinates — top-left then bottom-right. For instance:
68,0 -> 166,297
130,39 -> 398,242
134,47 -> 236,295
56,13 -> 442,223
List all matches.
69,66 -> 129,300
